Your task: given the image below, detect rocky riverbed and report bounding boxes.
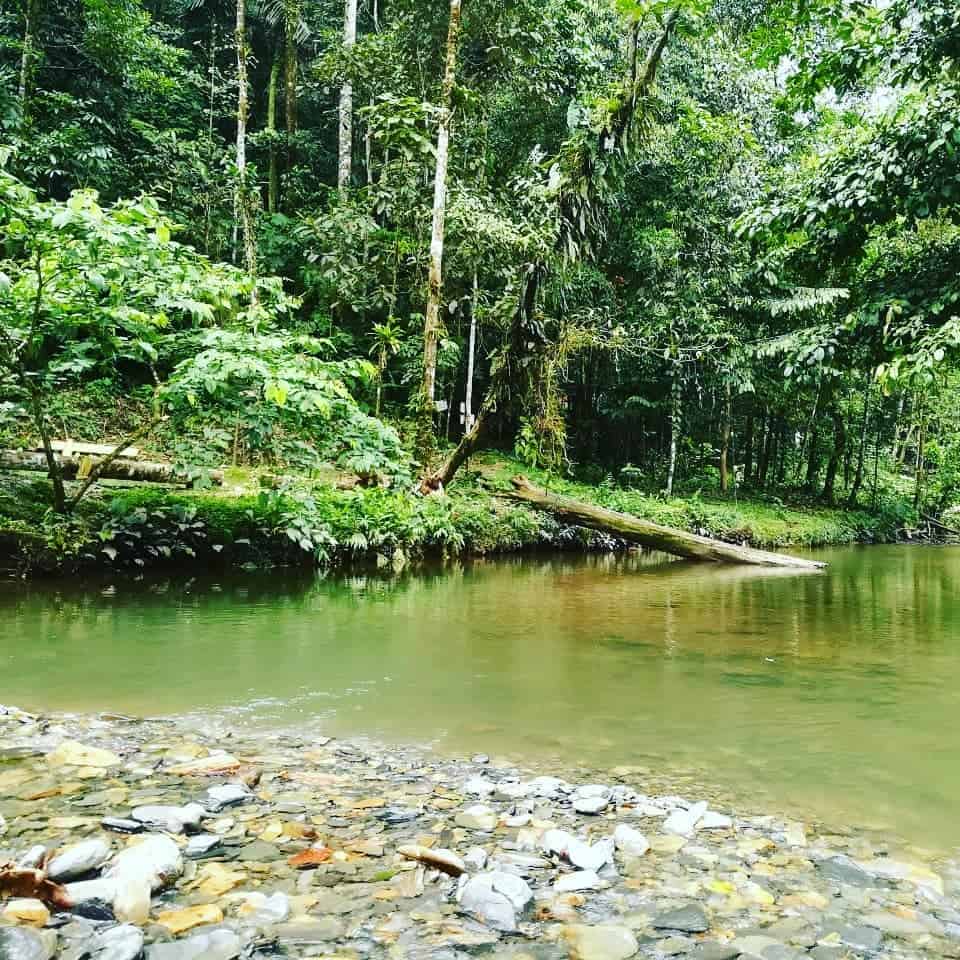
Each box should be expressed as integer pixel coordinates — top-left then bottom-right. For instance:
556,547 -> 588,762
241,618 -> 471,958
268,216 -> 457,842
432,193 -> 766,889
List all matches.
0,704 -> 958,960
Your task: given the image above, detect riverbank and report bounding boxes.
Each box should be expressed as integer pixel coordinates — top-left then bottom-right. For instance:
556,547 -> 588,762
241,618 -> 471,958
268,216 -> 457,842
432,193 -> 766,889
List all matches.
0,704 -> 955,960
0,453 -> 904,576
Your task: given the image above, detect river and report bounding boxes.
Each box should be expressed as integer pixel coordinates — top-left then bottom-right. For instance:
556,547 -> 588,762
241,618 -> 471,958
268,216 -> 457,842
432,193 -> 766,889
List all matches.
2,545 -> 958,851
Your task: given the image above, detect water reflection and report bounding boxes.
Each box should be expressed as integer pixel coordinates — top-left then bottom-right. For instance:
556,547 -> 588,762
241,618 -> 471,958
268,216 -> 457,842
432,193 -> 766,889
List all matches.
2,546 -> 959,848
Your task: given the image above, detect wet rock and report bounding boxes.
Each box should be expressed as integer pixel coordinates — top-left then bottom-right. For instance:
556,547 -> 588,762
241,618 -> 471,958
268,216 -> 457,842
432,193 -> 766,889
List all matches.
87,924 -> 144,960
689,943 -> 741,960
131,803 -> 206,834
564,923 -> 640,960
653,904 -> 710,934
70,899 -> 115,922
1,899 -> 49,927
730,935 -> 781,958
185,834 -> 220,858
101,818 -> 143,835
574,795 -> 609,815
146,929 -> 242,960
47,741 -> 121,769
234,839 -> 282,862
824,923 -> 884,952
815,855 -> 874,887
540,828 -> 573,856
862,911 -> 934,936
530,776 -> 566,798
398,844 -> 465,876
455,803 -> 498,831
47,838 -> 111,880
374,807 -> 419,825
165,753 -> 239,777
555,869 -> 602,892
860,857 -> 944,896
236,891 -> 290,923
664,802 -> 708,836
64,878 -> 119,905
15,846 -> 47,870
458,871 -> 531,932
0,928 -> 57,960
274,918 -> 344,944
204,784 -> 249,812
568,836 -> 614,871
700,811 -> 733,830
659,936 -> 695,955
614,824 -> 650,858
156,903 -> 224,934
105,834 -> 183,890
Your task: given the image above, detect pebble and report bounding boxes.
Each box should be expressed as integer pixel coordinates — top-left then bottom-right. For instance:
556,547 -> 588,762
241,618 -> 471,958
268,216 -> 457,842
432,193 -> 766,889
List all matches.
653,904 -> 710,933
455,803 -> 498,830
664,801 -> 708,835
146,930 -> 241,960
614,823 -> 650,857
47,837 -> 111,880
1,899 -> 50,927
564,923 -> 640,960
555,869 -> 602,891
86,924 -> 144,960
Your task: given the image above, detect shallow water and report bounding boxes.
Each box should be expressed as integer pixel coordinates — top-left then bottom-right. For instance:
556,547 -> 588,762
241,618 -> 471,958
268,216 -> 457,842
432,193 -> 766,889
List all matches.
2,546 -> 959,850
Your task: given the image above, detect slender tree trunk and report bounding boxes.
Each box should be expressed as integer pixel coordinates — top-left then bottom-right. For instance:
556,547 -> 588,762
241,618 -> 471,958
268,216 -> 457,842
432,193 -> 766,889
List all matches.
18,0 -> 39,122
203,16 -> 218,252
776,420 -> 788,484
914,399 -> 926,511
419,0 -> 463,446
338,0 -> 358,190
666,371 -> 681,496
464,268 -> 478,434
743,410 -> 754,484
284,0 -> 298,137
235,0 -> 258,301
267,55 -> 280,214
891,393 -> 905,467
821,408 -> 846,504
719,381 -> 732,494
757,411 -> 771,489
848,380 -> 871,507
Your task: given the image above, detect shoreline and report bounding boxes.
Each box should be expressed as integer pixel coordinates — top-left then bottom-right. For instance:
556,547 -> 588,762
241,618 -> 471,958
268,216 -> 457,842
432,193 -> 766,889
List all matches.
1,705 -> 956,960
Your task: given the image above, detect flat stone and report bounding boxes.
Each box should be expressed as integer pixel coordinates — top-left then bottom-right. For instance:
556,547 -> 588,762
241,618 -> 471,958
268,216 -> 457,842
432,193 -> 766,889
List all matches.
815,856 -> 875,887
48,838 -> 111,880
614,824 -> 650,858
455,803 -> 498,831
859,858 -> 944,896
731,936 -> 781,958
234,840 -> 282,862
689,943 -> 741,960
146,929 -> 241,960
205,784 -> 249,811
165,753 -> 240,776
664,802 -> 708,836
564,923 -> 640,960
101,818 -> 143,834
574,796 -> 609,815
47,741 -> 121,769
131,803 -> 205,834
862,911 -> 932,936
398,843 -> 465,876
808,948 -> 845,960
658,937 -> 694,955
235,891 -> 290,923
185,834 -> 220,857
826,924 -> 884,952
555,870 -> 602,892
0,928 -> 57,960
87,924 -> 144,960
274,918 -> 344,943
654,905 -> 710,934
458,872 -> 531,932
155,903 -> 224,934
1,899 -> 50,927
568,836 -> 614,871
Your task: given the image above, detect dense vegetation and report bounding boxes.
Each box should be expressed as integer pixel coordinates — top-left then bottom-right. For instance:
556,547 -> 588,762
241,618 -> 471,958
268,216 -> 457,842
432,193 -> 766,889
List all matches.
0,0 -> 957,569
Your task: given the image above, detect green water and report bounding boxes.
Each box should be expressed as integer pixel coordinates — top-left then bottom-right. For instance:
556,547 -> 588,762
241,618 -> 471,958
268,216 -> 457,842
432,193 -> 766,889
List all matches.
2,546 -> 959,849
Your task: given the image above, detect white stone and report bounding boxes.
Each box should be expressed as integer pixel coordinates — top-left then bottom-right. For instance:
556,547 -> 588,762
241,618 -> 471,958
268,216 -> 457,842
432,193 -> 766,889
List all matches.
205,784 -> 249,812
464,776 -> 496,798
664,801 -> 708,836
555,870 -> 602,892
64,878 -> 119,904
699,811 -> 733,830
146,930 -> 242,960
105,834 -> 183,894
48,838 -> 112,880
574,795 -> 609,815
131,803 -> 206,834
614,824 -> 650,858
539,828 -> 573,856
89,923 -> 144,960
529,776 -> 566,798
568,836 -> 614,871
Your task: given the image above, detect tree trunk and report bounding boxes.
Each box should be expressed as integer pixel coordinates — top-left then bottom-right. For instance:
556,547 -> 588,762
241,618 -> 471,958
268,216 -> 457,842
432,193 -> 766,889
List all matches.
235,0 -> 258,300
0,451 -> 224,486
848,380 -> 871,507
821,408 -> 846,504
464,268 -> 478,434
506,477 -> 825,568
914,400 -> 926,511
719,381 -> 732,494
338,0 -> 358,190
19,0 -> 39,121
666,371 -> 681,496
284,0 -> 298,139
420,0 -> 463,442
267,54 -> 280,214
743,410 -> 754,484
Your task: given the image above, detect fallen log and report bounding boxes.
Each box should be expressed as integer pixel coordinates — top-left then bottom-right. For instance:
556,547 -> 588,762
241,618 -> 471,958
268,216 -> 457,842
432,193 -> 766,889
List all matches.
505,476 -> 826,569
0,450 -> 223,486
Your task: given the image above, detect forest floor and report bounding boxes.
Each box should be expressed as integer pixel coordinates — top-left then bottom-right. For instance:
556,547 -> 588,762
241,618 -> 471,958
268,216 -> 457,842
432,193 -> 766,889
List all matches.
0,451 -> 903,577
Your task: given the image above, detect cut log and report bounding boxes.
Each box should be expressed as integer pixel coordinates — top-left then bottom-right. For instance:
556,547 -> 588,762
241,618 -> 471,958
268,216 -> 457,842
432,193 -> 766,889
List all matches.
505,476 -> 826,569
0,450 -> 223,486
46,440 -> 140,458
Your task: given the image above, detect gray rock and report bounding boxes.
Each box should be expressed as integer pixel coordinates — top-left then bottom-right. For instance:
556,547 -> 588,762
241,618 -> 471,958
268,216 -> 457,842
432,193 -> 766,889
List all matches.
654,905 -> 710,934
658,938 -> 694,955
762,946 -> 806,960
63,878 -> 119,905
48,838 -> 111,880
455,804 -> 498,831
101,818 -> 143,835
0,928 -> 57,960
146,930 -> 241,960
824,924 -> 883,952
689,943 -> 741,960
274,919 -> 344,943
458,871 -> 532,932
131,803 -> 205,834
88,925 -> 144,960
205,784 -> 248,812
15,845 -> 47,869
234,840 -> 282,862
185,834 -> 220,858
815,856 -> 875,888
808,948 -> 846,960
730,936 -> 781,958
564,924 -> 639,960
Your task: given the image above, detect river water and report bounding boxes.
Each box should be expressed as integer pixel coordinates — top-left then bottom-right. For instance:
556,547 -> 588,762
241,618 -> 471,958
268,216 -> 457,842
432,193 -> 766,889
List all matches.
2,545 -> 959,850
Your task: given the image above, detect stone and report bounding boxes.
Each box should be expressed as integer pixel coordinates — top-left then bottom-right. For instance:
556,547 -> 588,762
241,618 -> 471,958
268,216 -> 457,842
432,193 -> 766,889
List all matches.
540,828 -> 573,856
235,891 -> 290,923
465,847 -> 488,869
105,834 -> 183,891
47,741 -> 121,769
564,924 -> 640,960
0,928 -> 57,960
530,776 -> 566,798
653,905 -> 710,934
658,937 -> 695,955
1,899 -> 50,927
614,824 -> 650,858
274,918 -> 344,943
825,924 -> 884,952
398,844 -> 466,876
731,936 -> 782,958
862,911 -> 932,936
555,870 -> 602,892
458,872 -> 532,932
88,924 -> 144,960
689,943 -> 741,960
185,834 -> 220,857
131,803 -> 206,834
700,811 -> 733,830
574,795 -> 609,815
815,856 -> 874,887
15,847 -> 46,870
156,903 -> 224,934
165,753 -> 240,776
455,803 -> 498,831
234,840 -> 282,862
808,948 -> 845,960
101,818 -> 143,835
568,836 -> 614,871
195,862 -> 246,896
205,784 -> 249,812
47,838 -> 111,880
859,858 -> 944,896
664,802 -> 708,836
63,878 -> 119,905
146,930 -> 242,960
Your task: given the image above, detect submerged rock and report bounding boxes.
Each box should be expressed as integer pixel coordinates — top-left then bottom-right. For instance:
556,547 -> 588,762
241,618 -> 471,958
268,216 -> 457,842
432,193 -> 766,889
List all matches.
564,924 -> 640,960
653,904 -> 710,933
87,924 -> 144,960
146,930 -> 242,960
0,928 -> 58,960
458,871 -> 532,931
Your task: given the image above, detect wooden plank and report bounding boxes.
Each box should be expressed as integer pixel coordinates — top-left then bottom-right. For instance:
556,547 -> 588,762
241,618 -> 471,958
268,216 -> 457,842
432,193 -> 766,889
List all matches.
44,440 -> 141,457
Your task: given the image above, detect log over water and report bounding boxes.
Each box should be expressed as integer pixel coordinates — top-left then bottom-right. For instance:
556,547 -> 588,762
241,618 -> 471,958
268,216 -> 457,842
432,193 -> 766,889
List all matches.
0,450 -> 223,486
505,476 -> 826,569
